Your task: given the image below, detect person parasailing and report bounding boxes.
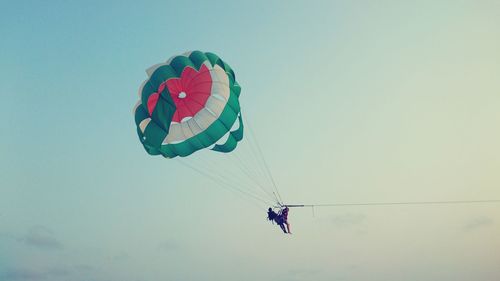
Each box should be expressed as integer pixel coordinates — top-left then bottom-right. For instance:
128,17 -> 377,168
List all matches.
267,207 -> 290,234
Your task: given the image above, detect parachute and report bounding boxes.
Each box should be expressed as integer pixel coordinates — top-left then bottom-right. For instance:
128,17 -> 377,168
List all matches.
133,51 -> 284,208
134,51 -> 243,158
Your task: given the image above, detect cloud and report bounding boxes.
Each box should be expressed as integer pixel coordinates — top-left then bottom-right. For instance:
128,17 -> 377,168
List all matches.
0,266 -> 74,281
463,217 -> 494,231
330,213 -> 366,228
0,231 -> 16,240
73,264 -> 106,281
73,264 -> 95,273
44,267 -> 70,278
0,265 -> 103,281
18,226 -> 63,250
110,252 -> 129,262
158,241 -> 179,252
0,268 -> 46,281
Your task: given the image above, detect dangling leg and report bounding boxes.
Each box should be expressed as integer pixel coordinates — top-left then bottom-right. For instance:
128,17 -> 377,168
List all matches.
285,221 -> 291,234
276,215 -> 287,233
279,223 -> 287,234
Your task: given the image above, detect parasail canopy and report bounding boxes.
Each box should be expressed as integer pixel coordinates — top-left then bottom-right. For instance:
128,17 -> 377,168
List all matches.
134,51 -> 243,158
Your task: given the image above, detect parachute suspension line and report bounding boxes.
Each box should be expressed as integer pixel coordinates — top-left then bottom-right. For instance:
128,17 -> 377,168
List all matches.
273,192 -> 282,207
219,147 -> 262,186
227,153 -> 264,187
179,158 -> 271,206
178,159 -> 273,209
245,119 -> 283,205
243,122 -> 273,181
192,154 -> 261,195
227,143 -> 280,200
177,159 -> 275,207
284,199 -> 500,208
240,141 -> 278,203
225,153 -> 277,202
184,151 -> 271,201
229,145 -> 269,186
243,137 -> 273,187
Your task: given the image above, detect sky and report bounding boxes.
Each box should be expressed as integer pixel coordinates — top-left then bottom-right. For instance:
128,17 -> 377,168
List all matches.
1,0 -> 500,280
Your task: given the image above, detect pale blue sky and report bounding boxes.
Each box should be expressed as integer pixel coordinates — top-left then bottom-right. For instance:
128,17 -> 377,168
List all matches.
1,1 -> 500,281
